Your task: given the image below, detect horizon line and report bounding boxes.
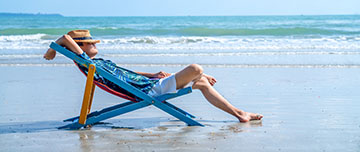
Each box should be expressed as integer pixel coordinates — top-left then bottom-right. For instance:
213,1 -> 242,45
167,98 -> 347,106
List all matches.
1,12 -> 359,17
50,13 -> 360,17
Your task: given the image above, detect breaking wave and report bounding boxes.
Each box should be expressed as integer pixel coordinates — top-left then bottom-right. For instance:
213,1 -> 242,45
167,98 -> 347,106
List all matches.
1,34 -> 360,50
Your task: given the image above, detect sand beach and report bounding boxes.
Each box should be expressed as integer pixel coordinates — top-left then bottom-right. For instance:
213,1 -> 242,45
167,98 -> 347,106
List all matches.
1,15 -> 360,151
1,65 -> 360,151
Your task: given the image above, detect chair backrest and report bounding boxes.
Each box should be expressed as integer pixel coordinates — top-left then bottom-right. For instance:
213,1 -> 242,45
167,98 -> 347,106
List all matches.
50,42 -> 156,103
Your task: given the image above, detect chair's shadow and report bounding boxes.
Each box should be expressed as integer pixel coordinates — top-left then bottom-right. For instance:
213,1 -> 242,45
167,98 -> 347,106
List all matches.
0,117 -> 262,134
0,117 -> 177,134
0,120 -> 66,134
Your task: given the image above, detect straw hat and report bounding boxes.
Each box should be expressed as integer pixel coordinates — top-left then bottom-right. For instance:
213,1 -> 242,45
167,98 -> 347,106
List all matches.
67,30 -> 100,43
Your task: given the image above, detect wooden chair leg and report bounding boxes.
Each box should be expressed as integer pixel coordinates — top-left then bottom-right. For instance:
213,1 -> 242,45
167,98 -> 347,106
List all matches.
88,84 -> 96,114
79,64 -> 96,125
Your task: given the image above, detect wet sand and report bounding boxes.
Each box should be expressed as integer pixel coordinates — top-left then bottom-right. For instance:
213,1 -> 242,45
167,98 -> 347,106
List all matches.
1,65 -> 360,151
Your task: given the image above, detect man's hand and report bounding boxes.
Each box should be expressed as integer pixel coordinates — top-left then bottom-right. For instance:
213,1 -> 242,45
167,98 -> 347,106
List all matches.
203,74 -> 217,86
43,48 -> 56,60
153,71 -> 171,78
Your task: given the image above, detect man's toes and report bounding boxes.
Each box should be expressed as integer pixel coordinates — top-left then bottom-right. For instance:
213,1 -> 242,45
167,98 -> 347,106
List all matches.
255,114 -> 263,120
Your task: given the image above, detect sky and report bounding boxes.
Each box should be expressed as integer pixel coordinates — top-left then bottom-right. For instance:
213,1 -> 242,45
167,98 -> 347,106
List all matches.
0,0 -> 359,16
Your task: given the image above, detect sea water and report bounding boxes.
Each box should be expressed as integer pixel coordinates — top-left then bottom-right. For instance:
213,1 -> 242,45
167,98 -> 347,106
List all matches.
0,15 -> 359,67
1,16 -> 360,152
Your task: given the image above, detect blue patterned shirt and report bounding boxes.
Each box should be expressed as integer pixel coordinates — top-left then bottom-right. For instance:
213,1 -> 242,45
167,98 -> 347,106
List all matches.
77,52 -> 159,98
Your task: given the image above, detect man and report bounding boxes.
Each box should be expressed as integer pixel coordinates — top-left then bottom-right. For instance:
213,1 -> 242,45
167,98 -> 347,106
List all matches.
44,30 -> 263,122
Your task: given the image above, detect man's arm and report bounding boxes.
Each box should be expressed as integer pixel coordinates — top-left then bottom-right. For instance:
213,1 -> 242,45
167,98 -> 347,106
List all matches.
135,71 -> 171,78
44,35 -> 84,60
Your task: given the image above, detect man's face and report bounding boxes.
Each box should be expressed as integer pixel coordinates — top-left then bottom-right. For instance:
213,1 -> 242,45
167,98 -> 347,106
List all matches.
80,42 -> 98,58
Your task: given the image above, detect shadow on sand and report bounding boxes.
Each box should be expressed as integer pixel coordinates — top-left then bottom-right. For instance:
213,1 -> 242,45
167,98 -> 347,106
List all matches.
0,117 -> 262,134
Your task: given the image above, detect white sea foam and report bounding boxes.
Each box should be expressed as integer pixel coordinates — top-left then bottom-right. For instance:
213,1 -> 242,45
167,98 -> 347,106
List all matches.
103,51 -> 360,57
0,34 -> 46,41
2,51 -> 359,59
1,35 -> 360,50
0,34 -> 52,49
0,54 -> 43,59
98,36 -> 360,50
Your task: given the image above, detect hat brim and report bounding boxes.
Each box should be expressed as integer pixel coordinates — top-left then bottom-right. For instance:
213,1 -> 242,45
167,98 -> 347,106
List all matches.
74,39 -> 101,43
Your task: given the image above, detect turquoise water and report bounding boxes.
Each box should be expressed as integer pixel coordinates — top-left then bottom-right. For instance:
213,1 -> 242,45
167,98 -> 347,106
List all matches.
1,15 -> 360,36
0,15 -> 360,66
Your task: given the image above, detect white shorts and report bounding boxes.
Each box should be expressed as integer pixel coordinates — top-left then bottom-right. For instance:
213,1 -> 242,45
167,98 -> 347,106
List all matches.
147,74 -> 193,97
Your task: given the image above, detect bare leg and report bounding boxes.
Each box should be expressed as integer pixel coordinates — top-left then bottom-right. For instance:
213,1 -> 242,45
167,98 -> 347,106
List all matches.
193,76 -> 263,122
175,64 -> 204,89
175,64 -> 263,122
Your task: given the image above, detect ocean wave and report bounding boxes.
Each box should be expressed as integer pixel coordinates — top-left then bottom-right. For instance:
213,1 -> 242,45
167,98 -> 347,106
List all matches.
1,35 -> 360,50
102,51 -> 360,57
0,34 -> 53,49
2,51 -> 360,60
1,27 -> 360,36
176,27 -> 360,36
98,36 -> 360,50
0,54 -> 44,59
0,34 -> 47,41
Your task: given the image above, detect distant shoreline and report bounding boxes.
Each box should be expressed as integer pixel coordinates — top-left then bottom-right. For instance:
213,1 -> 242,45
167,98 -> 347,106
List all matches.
0,12 -> 358,18
0,12 -> 63,17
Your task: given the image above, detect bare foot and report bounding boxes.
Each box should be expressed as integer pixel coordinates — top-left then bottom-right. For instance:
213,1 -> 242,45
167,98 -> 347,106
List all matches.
238,112 -> 263,122
203,74 -> 217,86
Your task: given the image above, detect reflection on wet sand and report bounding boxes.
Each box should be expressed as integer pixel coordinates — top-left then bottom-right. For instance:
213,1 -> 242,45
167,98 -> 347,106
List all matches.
76,119 -> 263,152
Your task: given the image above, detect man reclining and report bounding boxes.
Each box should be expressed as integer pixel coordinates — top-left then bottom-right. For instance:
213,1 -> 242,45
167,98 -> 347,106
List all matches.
44,30 -> 263,122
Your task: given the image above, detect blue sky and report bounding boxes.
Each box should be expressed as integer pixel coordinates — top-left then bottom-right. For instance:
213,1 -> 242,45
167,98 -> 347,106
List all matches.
0,0 -> 359,16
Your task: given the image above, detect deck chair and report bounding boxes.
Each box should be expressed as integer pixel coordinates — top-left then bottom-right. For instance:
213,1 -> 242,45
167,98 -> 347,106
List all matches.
49,42 -> 203,129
